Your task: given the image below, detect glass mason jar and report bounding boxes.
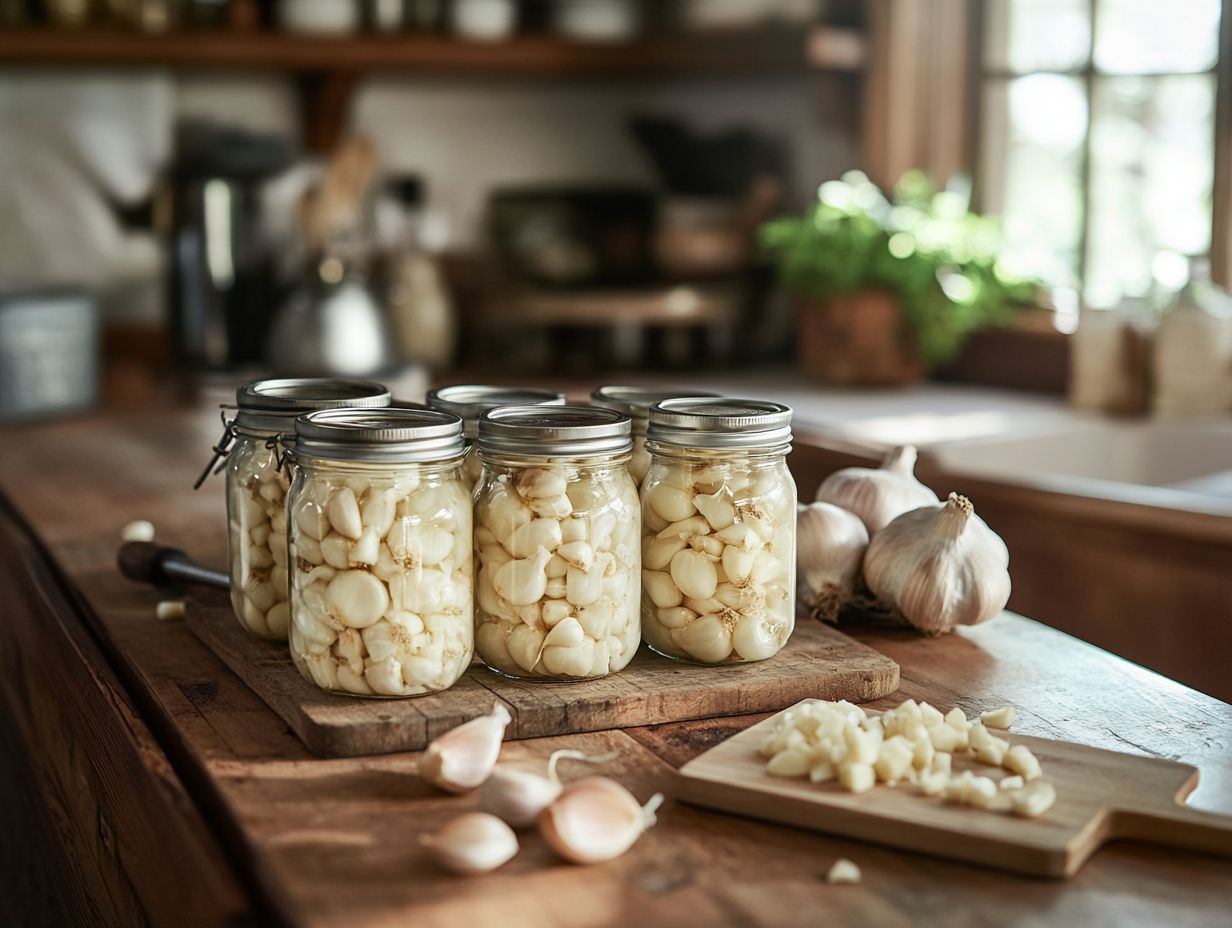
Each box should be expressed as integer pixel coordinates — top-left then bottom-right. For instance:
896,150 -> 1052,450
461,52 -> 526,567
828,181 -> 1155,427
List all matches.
472,405 -> 641,681
426,384 -> 565,487
286,408 -> 473,697
215,378 -> 390,640
639,398 -> 796,665
591,385 -> 719,486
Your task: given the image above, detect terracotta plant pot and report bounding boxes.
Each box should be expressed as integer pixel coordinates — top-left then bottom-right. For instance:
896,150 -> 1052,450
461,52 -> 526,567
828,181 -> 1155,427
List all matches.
794,290 -> 926,386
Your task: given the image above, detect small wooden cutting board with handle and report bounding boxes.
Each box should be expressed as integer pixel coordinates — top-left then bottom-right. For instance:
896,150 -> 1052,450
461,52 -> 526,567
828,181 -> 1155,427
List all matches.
677,699 -> 1232,878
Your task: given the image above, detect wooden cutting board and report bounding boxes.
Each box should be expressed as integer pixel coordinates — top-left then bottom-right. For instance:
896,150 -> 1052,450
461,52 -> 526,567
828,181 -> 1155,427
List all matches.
186,593 -> 899,758
677,699 -> 1232,878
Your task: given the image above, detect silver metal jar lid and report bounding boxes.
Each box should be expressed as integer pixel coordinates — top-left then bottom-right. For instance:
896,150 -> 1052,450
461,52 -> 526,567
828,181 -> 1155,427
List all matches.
477,405 -> 632,458
426,384 -> 565,436
646,397 -> 793,451
294,407 -> 466,464
235,378 -> 390,433
590,385 -> 720,431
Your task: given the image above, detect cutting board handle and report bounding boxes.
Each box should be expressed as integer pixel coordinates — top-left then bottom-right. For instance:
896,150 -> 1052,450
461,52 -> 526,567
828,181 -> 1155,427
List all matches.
1112,803 -> 1232,859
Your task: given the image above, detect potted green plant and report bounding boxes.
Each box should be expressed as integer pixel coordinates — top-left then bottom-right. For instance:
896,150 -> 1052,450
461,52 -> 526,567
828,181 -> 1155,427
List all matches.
760,170 -> 1037,385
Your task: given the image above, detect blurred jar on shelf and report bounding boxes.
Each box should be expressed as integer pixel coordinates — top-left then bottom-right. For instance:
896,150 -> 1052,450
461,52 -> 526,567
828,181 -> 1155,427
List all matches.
1153,259 -> 1232,416
590,385 -> 719,485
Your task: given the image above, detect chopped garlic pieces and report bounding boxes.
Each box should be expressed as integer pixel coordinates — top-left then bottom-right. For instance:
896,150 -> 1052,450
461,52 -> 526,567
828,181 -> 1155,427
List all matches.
981,706 -> 1015,729
1011,780 -> 1056,818
760,698 -> 1055,820
1004,745 -> 1042,781
826,858 -> 861,885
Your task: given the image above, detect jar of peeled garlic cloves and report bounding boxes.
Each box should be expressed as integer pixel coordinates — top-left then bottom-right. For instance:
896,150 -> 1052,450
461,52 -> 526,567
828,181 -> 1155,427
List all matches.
639,398 -> 796,665
213,378 -> 391,641
590,386 -> 719,486
286,407 -> 473,697
426,384 -> 566,487
473,405 -> 641,681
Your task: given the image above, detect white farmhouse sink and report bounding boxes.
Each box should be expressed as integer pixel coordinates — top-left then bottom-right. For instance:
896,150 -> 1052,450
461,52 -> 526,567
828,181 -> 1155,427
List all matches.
922,417 -> 1232,514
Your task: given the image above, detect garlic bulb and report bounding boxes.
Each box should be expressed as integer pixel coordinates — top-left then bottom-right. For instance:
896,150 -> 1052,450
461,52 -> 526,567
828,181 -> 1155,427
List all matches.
478,749 -> 615,827
863,493 -> 1010,635
795,502 -> 869,622
419,703 -> 512,793
814,446 -> 939,533
420,812 -> 519,874
539,776 -> 664,864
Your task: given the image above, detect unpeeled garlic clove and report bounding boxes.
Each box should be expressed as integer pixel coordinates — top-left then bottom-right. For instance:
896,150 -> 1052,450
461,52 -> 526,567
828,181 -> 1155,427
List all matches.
863,493 -> 1010,635
814,445 -> 939,534
479,748 -> 617,828
419,703 -> 513,793
539,776 -> 664,864
420,812 -> 519,874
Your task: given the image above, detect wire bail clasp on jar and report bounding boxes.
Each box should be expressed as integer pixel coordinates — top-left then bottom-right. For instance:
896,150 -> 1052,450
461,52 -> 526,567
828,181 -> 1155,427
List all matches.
193,406 -> 239,490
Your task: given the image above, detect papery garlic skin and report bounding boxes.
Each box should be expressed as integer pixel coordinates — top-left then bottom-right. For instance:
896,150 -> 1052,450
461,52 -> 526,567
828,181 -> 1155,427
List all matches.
814,445 -> 939,534
539,776 -> 664,864
226,437 -> 292,640
640,454 -> 796,664
421,812 -> 519,874
287,461 -> 474,696
863,493 -> 1010,635
474,457 -> 641,680
795,502 -> 868,622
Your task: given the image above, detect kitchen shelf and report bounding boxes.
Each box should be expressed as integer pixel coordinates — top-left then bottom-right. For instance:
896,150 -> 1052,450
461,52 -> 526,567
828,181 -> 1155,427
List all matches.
0,26 -> 864,76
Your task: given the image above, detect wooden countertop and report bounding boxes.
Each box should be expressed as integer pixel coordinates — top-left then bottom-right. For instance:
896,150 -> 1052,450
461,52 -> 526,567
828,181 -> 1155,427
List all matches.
1,401 -> 1230,928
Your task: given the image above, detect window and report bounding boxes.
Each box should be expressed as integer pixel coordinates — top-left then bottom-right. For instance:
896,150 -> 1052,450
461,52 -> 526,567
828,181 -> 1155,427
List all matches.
977,0 -> 1226,310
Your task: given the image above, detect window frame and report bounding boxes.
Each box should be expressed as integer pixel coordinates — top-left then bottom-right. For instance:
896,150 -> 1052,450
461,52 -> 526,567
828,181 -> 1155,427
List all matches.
970,0 -> 1232,291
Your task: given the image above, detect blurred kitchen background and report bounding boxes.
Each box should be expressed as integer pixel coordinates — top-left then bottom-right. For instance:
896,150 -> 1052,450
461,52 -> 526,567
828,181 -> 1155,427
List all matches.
1,0 -> 1231,698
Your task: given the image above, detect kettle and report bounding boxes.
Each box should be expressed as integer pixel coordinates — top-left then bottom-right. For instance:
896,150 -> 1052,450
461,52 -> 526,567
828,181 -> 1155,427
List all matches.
267,256 -> 397,377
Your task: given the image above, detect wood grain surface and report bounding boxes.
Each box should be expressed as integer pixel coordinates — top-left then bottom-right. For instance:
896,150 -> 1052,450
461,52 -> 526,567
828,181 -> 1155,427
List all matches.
678,699 -> 1232,878
1,396 -> 1231,928
186,591 -> 898,757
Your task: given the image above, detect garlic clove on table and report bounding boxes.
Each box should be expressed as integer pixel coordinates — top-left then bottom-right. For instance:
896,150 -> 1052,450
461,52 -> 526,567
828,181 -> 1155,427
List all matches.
479,748 -> 616,828
420,812 -> 519,874
814,445 -> 939,534
863,492 -> 1010,635
539,776 -> 664,864
419,703 -> 513,793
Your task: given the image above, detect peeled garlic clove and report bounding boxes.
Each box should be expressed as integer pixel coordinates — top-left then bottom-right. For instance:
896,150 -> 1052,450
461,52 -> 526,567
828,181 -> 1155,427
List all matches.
492,548 -> 552,606
863,493 -> 1011,635
656,515 -> 710,542
646,482 -> 695,523
515,467 -> 568,500
714,522 -> 762,551
326,487 -> 364,540
349,527 -> 381,566
669,549 -> 718,601
694,485 -> 735,531
326,569 -> 389,629
795,502 -> 868,622
554,540 -> 593,572
543,616 -> 585,648
542,637 -> 595,676
720,544 -> 756,585
421,812 -> 519,874
731,615 -> 784,662
656,605 -> 696,629
673,613 -> 733,663
506,518 -> 564,559
541,599 -> 572,627
642,570 -> 683,608
539,776 -> 664,864
508,624 -> 546,672
530,495 -> 573,520
320,533 -> 352,570
419,703 -> 513,793
644,535 -> 687,571
815,445 -> 939,534
365,655 -> 409,696
565,563 -> 604,607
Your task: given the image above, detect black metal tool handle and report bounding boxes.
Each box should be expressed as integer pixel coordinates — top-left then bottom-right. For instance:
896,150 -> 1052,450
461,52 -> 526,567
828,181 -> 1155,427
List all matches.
117,541 -> 229,591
